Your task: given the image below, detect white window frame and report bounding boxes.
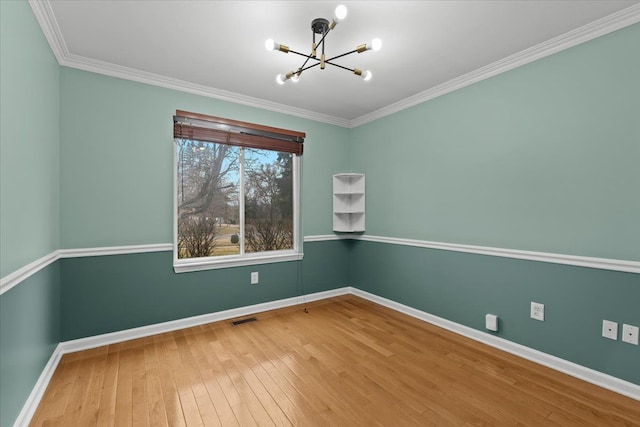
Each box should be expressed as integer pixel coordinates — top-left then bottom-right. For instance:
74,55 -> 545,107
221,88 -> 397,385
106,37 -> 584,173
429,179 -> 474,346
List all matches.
173,141 -> 303,273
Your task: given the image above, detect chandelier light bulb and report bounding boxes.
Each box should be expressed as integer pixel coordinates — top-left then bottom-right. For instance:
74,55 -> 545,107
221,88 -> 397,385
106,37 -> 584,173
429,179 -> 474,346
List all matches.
334,5 -> 348,22
267,5 -> 375,84
266,39 -> 289,53
265,39 -> 276,51
371,38 -> 382,51
357,38 -> 383,54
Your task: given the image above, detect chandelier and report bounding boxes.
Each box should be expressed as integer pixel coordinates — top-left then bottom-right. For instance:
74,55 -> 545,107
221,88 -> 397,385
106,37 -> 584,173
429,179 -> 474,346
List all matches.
264,4 -> 382,84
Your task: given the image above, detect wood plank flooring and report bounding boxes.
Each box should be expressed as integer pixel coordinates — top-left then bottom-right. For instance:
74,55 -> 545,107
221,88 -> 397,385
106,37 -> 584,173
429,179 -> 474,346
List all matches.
30,295 -> 640,426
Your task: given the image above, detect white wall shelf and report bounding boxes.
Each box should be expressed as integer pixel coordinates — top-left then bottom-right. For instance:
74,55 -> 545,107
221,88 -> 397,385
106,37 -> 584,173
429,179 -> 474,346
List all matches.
333,174 -> 365,232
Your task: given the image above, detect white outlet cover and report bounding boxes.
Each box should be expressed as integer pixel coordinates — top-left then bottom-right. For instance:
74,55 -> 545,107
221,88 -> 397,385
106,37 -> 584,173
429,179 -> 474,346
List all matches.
621,324 -> 639,345
251,272 -> 259,284
530,302 -> 544,321
485,314 -> 498,332
602,320 -> 618,340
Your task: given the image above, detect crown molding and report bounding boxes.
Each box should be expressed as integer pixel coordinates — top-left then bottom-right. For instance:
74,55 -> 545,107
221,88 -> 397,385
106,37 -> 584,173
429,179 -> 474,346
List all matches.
28,0 -> 68,63
349,3 -> 640,127
28,1 -> 640,129
27,1 -> 349,128
61,54 -> 350,128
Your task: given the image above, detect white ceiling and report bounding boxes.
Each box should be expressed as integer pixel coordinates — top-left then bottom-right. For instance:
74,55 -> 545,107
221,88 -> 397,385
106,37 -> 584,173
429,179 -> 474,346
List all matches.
34,1 -> 640,126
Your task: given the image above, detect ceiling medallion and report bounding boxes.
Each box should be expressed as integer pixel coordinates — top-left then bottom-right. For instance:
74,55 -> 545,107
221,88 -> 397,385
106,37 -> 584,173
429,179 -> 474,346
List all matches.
265,5 -> 382,84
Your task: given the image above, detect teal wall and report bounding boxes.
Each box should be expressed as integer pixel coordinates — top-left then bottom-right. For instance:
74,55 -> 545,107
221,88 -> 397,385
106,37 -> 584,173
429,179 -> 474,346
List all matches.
0,2 -> 62,426
348,24 -> 640,385
55,65 -> 351,340
351,241 -> 640,384
2,2 -> 350,425
61,241 -> 348,341
2,3 -> 640,426
350,24 -> 640,262
59,68 -> 349,248
0,265 -> 61,427
1,0 -> 60,276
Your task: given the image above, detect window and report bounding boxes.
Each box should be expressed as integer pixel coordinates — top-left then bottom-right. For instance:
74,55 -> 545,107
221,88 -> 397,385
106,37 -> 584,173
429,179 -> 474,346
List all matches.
173,111 -> 304,272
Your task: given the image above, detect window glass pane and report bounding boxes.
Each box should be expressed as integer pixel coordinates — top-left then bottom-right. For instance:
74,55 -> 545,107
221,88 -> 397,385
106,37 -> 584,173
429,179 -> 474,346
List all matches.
244,149 -> 294,253
177,139 -> 240,258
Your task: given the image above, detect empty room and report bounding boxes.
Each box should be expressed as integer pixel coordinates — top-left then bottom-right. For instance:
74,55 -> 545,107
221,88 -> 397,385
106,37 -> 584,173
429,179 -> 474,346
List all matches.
1,1 -> 639,426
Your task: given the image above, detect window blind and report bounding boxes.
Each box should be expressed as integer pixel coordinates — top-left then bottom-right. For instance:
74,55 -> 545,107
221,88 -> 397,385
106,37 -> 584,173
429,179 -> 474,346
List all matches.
173,110 -> 305,155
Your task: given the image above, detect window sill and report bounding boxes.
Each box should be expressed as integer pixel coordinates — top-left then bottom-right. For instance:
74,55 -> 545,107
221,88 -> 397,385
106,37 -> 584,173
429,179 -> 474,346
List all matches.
173,251 -> 304,273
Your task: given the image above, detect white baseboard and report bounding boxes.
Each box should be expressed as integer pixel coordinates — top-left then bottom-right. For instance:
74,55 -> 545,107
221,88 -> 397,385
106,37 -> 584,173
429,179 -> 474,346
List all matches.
14,285 -> 639,426
59,287 -> 350,354
12,344 -> 63,427
350,287 -> 640,402
13,287 -> 349,427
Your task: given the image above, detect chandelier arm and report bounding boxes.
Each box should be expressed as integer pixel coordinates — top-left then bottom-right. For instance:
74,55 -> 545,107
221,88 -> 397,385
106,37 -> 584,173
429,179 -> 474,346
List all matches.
298,47 -> 321,72
298,62 -> 322,74
269,7 -> 379,83
323,61 -> 355,73
299,57 -> 311,72
287,49 -> 319,60
325,49 -> 359,63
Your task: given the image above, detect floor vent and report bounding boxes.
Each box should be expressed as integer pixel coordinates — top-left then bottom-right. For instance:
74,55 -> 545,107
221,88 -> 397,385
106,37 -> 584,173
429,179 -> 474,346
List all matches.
230,317 -> 257,326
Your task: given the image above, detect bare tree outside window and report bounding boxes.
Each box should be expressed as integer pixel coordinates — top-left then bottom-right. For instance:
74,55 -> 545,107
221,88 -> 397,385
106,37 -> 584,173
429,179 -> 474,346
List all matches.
176,140 -> 293,259
245,150 -> 293,252
176,139 -> 239,258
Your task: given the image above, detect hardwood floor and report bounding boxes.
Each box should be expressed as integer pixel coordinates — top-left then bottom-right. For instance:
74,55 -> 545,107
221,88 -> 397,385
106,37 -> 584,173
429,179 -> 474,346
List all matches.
30,295 -> 640,426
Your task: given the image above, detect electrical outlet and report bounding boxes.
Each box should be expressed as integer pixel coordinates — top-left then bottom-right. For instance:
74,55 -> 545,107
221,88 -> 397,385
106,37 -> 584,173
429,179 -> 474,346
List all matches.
621,324 -> 639,345
530,302 -> 544,321
251,272 -> 259,285
602,320 -> 618,340
485,314 -> 498,332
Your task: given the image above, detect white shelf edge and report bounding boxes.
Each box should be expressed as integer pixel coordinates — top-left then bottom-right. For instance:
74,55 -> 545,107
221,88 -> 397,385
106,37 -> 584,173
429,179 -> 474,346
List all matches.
333,173 -> 365,235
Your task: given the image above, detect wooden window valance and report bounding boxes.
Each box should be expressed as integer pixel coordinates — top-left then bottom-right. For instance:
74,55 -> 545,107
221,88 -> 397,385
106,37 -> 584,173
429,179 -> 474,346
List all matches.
173,110 -> 305,155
